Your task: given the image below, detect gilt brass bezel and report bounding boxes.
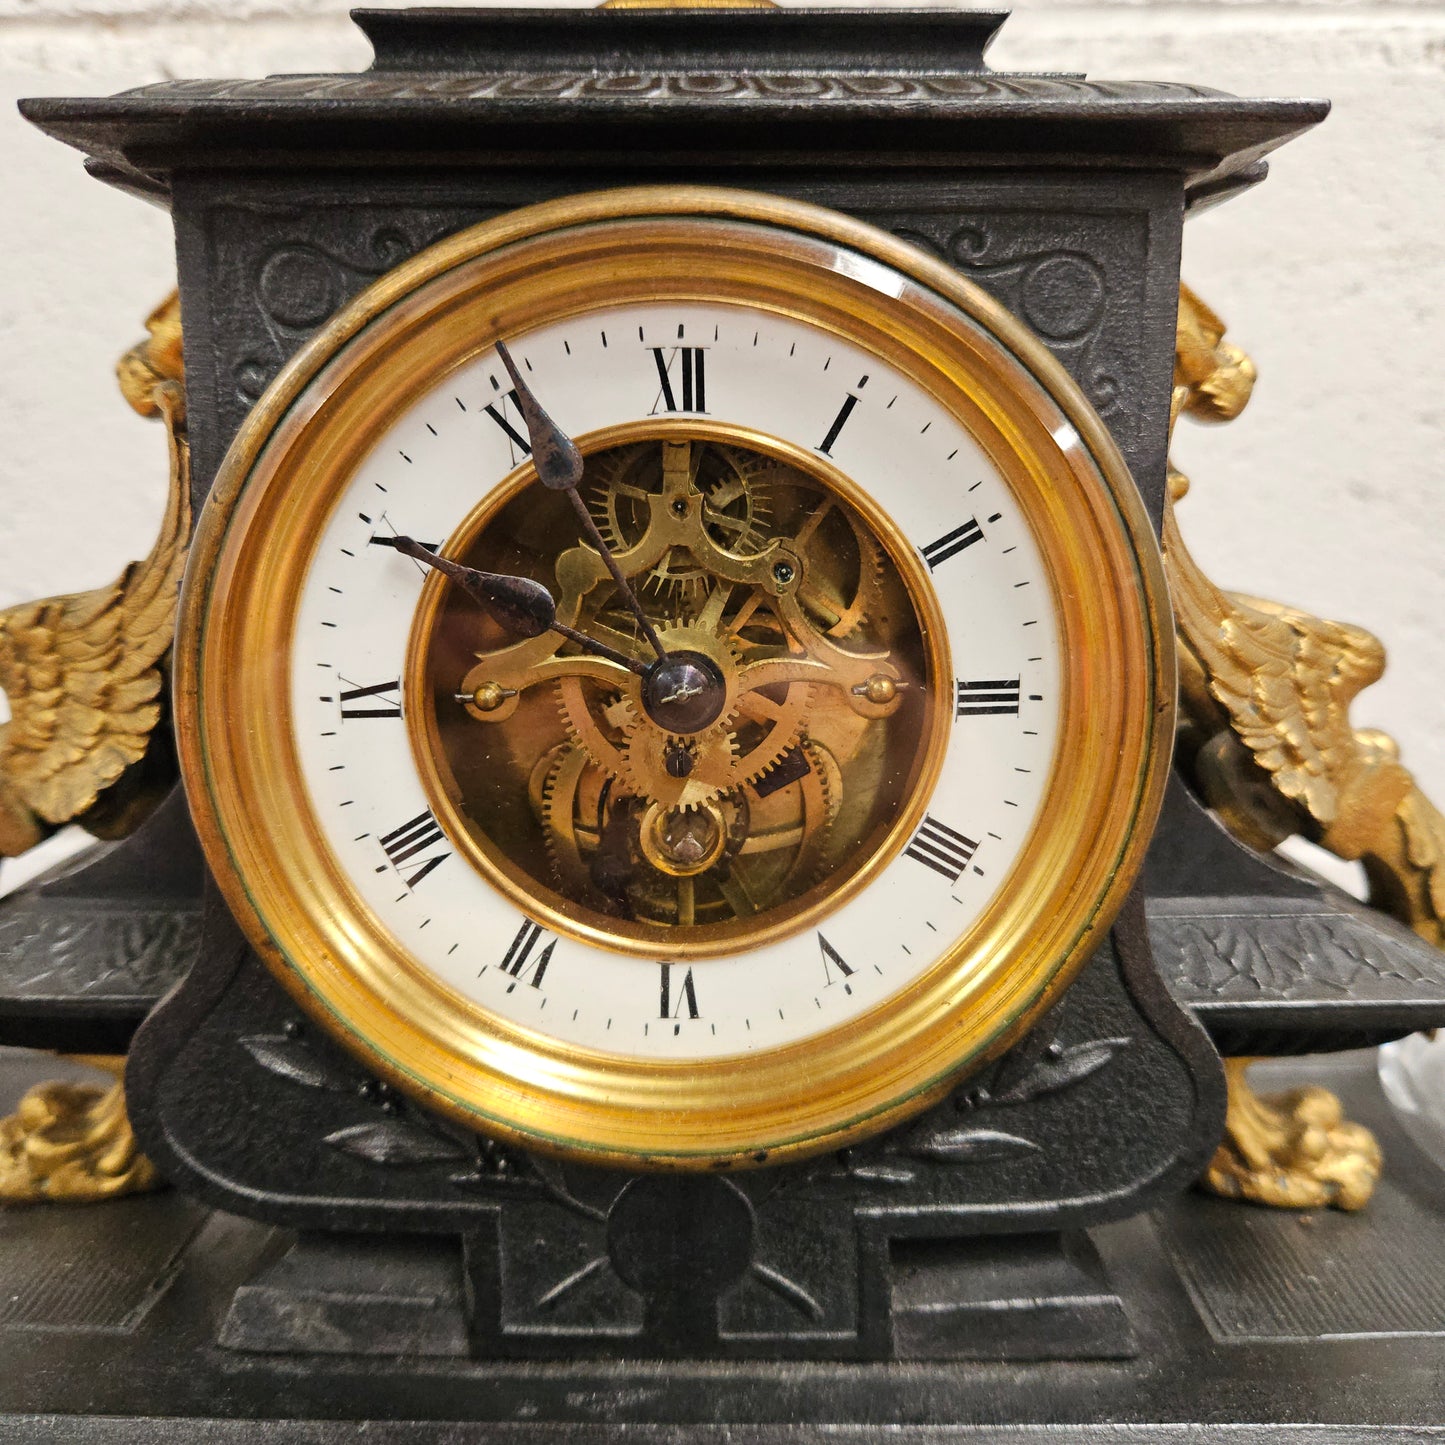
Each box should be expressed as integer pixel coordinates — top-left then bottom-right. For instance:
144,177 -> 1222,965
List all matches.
175,188 -> 1175,1170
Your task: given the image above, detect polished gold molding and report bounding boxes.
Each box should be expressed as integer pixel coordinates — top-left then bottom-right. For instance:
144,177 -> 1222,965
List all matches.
0,292 -> 189,857
1203,1058 -> 1381,1212
177,188 -> 1174,1169
0,1056 -> 160,1205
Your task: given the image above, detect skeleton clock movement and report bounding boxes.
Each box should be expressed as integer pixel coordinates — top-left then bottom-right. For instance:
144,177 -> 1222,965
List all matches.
16,2 -> 1397,1364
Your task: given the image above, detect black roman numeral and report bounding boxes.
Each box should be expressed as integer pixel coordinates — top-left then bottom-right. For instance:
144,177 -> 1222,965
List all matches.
659,962 -> 700,1023
484,389 -> 532,465
904,815 -> 979,883
379,810 -> 450,889
955,678 -> 1021,718
817,393 -> 861,456
500,920 -> 555,992
338,678 -> 402,720
651,347 -> 707,414
818,933 -> 854,988
921,518 -> 984,570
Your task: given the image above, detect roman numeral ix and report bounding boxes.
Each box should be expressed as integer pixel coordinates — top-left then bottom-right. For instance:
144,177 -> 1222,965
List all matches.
921,518 -> 984,570
955,677 -> 1021,718
904,815 -> 979,884
651,347 -> 707,414
500,920 -> 555,992
379,810 -> 450,890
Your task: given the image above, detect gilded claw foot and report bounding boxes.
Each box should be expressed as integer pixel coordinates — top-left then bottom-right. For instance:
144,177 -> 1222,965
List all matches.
0,1055 -> 160,1204
1202,1058 -> 1382,1211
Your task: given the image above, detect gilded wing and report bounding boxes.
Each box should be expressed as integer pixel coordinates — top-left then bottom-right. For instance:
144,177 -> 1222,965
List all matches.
1168,282 -> 1442,945
1163,498 -> 1382,833
0,296 -> 188,851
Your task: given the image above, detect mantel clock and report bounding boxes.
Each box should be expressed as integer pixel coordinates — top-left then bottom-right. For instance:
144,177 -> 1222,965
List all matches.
23,2 -> 1437,1368
181,187 -> 1170,1169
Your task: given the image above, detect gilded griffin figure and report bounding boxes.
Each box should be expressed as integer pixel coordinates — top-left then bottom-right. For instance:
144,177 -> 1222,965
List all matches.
0,294 -> 189,859
0,294 -> 186,1204
1167,283 -> 1444,1210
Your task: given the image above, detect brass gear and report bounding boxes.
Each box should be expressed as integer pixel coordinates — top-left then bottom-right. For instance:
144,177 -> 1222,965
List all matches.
589,442 -> 777,608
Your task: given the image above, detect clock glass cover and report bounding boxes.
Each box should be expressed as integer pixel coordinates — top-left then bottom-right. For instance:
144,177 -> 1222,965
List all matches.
178,190 -> 1172,1167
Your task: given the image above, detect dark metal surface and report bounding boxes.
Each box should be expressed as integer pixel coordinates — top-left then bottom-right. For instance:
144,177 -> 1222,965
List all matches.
18,6 -> 1324,212
0,789 -> 205,1052
1145,780 -> 1445,1055
0,1053 -> 1441,1436
121,890 -> 1224,1360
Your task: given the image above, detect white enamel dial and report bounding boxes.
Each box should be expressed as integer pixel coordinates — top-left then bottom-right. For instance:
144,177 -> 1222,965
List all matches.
289,300 -> 1063,1061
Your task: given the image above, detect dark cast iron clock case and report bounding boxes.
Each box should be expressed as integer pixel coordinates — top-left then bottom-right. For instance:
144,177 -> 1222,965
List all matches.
14,5 -> 1445,1366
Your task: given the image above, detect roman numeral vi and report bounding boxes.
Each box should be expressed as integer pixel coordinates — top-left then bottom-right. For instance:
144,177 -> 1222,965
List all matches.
659,962 -> 700,1025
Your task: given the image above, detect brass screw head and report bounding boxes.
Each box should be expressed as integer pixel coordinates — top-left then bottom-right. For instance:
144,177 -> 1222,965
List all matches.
472,681 -> 510,712
861,674 -> 898,705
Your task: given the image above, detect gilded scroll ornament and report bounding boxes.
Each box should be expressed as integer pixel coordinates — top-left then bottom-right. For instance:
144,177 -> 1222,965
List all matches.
0,1055 -> 158,1203
1167,283 -> 1445,1209
0,293 -> 189,858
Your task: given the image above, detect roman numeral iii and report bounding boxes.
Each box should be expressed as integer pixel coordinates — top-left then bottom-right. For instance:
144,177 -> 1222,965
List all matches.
651,347 -> 707,414
955,678 -> 1021,717
379,810 -> 450,890
904,815 -> 979,883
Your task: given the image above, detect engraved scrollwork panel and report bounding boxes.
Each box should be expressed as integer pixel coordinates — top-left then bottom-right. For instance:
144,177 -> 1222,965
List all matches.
201,205 -> 504,446
140,74 -> 1226,106
872,211 -> 1145,454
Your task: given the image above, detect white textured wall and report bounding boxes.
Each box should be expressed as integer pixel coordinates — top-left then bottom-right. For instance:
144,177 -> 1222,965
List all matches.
1,0 -> 1442,824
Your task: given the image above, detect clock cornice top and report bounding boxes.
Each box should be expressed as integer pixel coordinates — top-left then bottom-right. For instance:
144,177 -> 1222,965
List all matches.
19,6 -> 1327,208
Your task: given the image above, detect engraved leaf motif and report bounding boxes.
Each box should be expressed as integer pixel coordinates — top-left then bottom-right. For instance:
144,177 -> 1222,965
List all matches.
847,1163 -> 916,1186
323,1120 -> 470,1167
988,1037 -> 1132,1106
906,1127 -> 1039,1164
240,1034 -> 358,1093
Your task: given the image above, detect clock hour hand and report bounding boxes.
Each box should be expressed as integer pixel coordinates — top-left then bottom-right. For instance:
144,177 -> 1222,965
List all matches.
374,535 -> 649,677
494,338 -> 669,662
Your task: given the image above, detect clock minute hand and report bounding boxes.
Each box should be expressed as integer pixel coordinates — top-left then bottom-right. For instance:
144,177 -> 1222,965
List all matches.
375,535 -> 649,677
494,338 -> 669,662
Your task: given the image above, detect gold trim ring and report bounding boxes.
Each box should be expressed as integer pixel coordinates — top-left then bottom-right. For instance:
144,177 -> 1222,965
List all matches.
175,188 -> 1175,1169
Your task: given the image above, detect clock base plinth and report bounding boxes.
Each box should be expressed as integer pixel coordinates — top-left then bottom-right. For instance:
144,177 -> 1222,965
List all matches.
5,1048 -> 1445,1436
889,1233 -> 1137,1362
217,1228 -> 1136,1363
220,1232 -> 470,1358
121,887 -> 1224,1363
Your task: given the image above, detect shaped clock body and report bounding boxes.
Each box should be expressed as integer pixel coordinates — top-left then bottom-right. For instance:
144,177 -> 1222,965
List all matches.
179,191 -> 1172,1169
